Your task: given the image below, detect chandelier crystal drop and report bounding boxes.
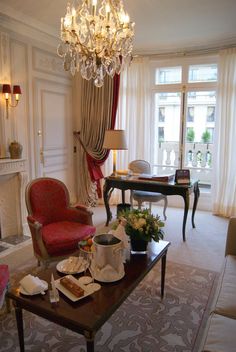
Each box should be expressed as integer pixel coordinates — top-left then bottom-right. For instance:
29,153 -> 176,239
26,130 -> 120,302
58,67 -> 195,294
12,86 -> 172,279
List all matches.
57,0 -> 135,87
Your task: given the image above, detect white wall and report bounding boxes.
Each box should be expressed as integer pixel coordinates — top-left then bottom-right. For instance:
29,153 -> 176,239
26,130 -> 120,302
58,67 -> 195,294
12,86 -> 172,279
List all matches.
0,17 -> 76,201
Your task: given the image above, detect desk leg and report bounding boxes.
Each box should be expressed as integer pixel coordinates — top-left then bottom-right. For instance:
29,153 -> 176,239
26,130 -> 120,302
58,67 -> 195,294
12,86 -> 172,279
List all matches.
161,252 -> 167,299
15,305 -> 25,352
103,182 -> 113,226
192,182 -> 200,228
182,193 -> 189,242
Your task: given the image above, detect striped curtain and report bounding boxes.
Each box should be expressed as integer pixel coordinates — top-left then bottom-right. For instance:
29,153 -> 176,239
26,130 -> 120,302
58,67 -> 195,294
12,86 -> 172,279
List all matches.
73,74 -> 120,205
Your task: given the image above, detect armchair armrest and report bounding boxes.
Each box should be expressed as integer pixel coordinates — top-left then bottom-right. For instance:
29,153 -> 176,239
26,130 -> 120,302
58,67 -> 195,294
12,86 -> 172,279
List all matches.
225,217 -> 236,256
62,206 -> 94,226
27,216 -> 43,230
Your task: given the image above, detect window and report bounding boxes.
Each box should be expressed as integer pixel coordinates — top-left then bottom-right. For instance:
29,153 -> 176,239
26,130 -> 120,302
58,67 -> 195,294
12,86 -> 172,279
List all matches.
206,128 -> 214,143
155,67 -> 182,84
188,64 -> 217,83
158,127 -> 164,142
207,106 -> 215,122
159,107 -> 165,122
152,59 -> 217,187
187,106 -> 194,122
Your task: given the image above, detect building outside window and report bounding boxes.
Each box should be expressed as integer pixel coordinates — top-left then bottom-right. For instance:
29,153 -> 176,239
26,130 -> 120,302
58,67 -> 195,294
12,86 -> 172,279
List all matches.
159,107 -> 165,122
187,106 -> 194,122
158,127 -> 165,141
207,106 -> 215,122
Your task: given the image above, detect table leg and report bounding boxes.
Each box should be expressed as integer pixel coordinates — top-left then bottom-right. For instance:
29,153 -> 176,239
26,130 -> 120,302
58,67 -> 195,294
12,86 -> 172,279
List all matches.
86,339 -> 95,352
84,331 -> 95,352
192,182 -> 200,228
15,305 -> 25,352
103,181 -> 113,226
182,193 -> 189,242
161,252 -> 167,299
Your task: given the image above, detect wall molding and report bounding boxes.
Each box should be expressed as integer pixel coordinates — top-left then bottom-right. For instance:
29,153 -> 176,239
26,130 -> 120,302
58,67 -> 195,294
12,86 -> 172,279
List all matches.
32,47 -> 69,78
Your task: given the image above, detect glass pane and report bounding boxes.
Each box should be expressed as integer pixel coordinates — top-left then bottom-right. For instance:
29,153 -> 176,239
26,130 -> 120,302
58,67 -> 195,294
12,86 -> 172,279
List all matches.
184,91 -> 216,172
188,64 -> 217,82
154,92 -> 181,167
155,66 -> 182,84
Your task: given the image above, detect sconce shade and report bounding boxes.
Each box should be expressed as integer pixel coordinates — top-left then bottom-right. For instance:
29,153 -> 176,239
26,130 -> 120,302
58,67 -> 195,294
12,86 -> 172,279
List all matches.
13,85 -> 21,94
2,84 -> 11,94
103,130 -> 127,150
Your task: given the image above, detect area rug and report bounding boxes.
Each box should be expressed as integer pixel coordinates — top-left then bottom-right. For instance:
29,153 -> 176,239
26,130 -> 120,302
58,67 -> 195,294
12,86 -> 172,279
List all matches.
0,261 -> 217,352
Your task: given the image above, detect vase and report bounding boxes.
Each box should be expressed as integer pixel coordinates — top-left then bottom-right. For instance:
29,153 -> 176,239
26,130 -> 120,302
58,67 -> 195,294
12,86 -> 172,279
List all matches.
130,237 -> 148,254
9,141 -> 23,159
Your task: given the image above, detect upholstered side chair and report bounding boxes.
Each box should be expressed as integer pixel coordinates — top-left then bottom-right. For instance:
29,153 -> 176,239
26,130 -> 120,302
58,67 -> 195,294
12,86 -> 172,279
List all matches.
128,160 -> 168,220
25,177 -> 96,267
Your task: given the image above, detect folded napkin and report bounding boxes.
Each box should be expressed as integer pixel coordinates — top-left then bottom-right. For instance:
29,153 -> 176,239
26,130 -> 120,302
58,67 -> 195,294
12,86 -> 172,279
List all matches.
20,274 -> 46,295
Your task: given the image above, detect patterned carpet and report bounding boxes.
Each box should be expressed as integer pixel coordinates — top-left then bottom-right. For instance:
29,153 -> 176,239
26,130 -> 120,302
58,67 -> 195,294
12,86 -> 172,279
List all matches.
0,260 -> 217,352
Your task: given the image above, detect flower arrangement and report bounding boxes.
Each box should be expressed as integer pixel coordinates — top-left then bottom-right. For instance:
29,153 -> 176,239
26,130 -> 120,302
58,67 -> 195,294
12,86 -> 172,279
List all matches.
117,208 -> 164,243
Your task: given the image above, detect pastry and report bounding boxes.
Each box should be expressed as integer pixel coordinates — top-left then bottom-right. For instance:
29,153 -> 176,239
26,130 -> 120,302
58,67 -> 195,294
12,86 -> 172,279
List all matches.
60,277 -> 84,297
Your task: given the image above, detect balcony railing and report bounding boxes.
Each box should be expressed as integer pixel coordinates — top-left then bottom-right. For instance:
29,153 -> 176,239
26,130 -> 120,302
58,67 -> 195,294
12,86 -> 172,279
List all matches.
153,141 -> 213,186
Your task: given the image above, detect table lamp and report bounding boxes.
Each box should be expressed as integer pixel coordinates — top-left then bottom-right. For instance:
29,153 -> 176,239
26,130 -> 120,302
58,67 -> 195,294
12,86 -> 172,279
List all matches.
103,129 -> 127,176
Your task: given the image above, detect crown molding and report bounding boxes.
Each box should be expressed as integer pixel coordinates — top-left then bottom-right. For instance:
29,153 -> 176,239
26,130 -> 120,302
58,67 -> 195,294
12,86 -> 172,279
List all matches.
0,4 -> 58,47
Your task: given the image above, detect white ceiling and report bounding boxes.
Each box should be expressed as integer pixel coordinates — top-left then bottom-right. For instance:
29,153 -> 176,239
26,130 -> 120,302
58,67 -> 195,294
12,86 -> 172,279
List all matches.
0,0 -> 236,54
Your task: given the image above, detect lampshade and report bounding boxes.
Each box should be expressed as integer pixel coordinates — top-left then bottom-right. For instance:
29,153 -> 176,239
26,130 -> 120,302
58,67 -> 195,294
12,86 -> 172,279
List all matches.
103,130 -> 127,150
13,85 -> 22,95
2,84 -> 11,94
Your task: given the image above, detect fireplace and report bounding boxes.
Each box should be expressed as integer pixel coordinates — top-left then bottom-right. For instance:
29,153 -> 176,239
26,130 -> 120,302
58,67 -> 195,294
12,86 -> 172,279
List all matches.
0,159 -> 28,239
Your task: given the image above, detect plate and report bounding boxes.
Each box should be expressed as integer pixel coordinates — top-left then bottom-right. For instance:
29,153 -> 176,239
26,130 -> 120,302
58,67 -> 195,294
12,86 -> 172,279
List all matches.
78,276 -> 93,285
19,280 -> 48,296
86,283 -> 101,292
56,257 -> 87,274
54,275 -> 94,302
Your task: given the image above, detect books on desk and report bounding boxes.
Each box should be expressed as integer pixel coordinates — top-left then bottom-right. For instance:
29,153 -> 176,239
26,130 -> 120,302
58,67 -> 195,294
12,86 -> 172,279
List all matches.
138,173 -> 175,182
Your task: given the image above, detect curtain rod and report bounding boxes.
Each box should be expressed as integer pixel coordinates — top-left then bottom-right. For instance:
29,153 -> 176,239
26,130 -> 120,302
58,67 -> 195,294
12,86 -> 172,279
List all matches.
134,42 -> 236,59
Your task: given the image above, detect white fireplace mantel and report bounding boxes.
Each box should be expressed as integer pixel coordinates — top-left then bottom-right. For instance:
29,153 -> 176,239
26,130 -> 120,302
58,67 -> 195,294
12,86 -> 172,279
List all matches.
0,158 -> 27,176
0,158 -> 28,238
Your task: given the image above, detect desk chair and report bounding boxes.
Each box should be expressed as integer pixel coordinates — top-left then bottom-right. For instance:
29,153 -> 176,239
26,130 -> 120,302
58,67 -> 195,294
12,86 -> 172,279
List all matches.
128,160 -> 167,220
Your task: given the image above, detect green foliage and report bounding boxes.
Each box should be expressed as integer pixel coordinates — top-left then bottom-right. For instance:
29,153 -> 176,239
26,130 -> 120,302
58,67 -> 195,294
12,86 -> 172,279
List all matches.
118,208 -> 164,243
186,128 -> 195,142
201,130 -> 211,143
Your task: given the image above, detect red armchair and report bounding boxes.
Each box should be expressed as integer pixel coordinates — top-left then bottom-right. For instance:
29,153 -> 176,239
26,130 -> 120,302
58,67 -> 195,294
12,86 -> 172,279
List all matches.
0,264 -> 10,313
25,177 -> 96,266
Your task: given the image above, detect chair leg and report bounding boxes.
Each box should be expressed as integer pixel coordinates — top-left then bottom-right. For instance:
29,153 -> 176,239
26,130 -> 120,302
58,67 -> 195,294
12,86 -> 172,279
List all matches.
5,295 -> 11,313
163,197 -> 168,221
138,201 -> 142,209
130,190 -> 134,210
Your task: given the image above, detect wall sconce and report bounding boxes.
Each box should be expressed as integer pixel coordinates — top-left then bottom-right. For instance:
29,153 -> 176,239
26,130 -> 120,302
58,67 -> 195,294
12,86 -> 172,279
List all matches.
2,84 -> 22,119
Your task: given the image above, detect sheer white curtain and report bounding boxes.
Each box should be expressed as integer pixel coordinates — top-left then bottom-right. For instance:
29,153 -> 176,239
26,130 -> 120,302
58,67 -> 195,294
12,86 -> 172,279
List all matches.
212,48 -> 236,217
102,57 -> 151,204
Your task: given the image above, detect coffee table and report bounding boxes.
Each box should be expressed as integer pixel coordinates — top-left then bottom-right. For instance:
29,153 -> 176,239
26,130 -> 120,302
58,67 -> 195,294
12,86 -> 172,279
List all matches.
7,240 -> 170,352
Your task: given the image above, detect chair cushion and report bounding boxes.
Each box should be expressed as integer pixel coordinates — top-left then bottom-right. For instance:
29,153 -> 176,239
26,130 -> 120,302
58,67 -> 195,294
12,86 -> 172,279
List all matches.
42,221 -> 96,256
0,265 -> 9,296
202,313 -> 236,352
214,255 -> 236,319
133,190 -> 165,201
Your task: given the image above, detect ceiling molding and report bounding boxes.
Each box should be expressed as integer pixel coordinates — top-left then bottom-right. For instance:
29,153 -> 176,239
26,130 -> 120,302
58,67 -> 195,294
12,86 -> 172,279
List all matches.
0,4 -> 58,47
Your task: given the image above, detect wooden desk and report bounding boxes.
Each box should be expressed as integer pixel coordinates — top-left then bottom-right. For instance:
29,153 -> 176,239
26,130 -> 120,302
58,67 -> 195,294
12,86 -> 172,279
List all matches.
103,176 -> 200,241
7,240 -> 170,352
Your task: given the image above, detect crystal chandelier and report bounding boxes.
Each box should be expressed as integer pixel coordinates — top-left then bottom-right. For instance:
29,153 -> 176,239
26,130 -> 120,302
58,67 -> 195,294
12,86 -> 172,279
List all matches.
57,0 -> 135,87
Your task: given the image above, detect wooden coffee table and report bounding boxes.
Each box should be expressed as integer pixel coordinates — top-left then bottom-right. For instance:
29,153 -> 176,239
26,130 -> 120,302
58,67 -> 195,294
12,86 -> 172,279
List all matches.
7,240 -> 170,352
